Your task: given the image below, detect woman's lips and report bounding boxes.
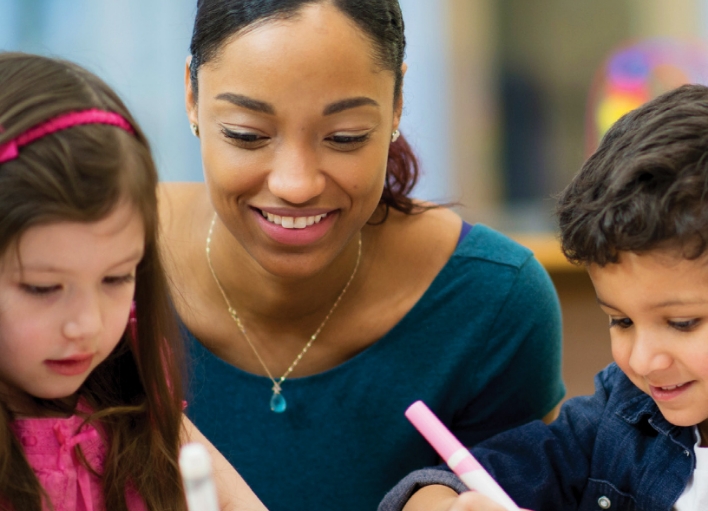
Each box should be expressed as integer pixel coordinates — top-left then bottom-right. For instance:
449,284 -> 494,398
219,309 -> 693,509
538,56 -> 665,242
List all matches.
260,209 -> 328,229
252,207 -> 337,245
44,355 -> 93,376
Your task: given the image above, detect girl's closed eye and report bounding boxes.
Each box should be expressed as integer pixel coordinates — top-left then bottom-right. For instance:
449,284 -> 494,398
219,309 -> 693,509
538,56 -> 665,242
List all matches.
103,273 -> 136,286
20,283 -> 61,296
609,317 -> 633,329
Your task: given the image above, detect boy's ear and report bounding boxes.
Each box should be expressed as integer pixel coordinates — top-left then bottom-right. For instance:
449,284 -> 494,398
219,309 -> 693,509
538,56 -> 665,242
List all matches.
185,56 -> 198,127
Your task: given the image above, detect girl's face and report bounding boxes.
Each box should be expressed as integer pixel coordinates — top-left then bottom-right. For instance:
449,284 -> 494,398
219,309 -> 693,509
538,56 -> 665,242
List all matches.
187,3 -> 403,277
0,202 -> 144,411
588,250 -> 708,437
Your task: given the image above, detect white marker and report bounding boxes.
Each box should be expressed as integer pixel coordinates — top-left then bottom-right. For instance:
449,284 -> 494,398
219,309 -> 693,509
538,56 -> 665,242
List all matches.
405,400 -> 520,511
180,443 -> 220,511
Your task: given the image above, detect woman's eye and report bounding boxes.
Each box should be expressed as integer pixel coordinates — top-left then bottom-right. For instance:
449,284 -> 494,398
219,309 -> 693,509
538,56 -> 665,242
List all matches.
668,319 -> 700,332
103,274 -> 136,286
327,133 -> 371,149
220,127 -> 269,148
21,284 -> 61,295
609,317 -> 633,329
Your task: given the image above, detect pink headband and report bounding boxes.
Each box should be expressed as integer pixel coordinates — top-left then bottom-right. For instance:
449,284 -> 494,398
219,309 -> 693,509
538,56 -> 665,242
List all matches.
0,108 -> 135,164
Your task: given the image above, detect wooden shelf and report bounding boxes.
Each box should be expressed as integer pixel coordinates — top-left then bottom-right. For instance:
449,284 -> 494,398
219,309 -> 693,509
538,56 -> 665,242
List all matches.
509,233 -> 583,273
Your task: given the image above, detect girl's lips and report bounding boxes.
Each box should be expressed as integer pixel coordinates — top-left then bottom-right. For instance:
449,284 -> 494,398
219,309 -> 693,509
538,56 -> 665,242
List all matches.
649,381 -> 694,401
252,207 -> 338,245
44,355 -> 93,376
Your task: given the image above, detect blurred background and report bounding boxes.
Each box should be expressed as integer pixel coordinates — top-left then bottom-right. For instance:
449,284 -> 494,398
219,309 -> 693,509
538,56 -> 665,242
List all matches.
3,0 -> 708,398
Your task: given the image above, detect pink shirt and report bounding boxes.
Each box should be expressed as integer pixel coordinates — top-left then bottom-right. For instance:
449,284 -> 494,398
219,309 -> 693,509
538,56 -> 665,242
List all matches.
11,411 -> 147,511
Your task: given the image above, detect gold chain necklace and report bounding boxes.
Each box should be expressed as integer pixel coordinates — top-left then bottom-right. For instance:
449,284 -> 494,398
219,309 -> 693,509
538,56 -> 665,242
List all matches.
205,214 -> 362,413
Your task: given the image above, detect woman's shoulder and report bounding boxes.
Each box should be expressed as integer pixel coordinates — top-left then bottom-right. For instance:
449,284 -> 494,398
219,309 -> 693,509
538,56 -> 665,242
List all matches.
455,223 -> 534,269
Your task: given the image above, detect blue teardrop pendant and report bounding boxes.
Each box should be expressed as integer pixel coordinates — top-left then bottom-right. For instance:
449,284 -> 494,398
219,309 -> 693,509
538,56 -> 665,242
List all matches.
270,391 -> 287,413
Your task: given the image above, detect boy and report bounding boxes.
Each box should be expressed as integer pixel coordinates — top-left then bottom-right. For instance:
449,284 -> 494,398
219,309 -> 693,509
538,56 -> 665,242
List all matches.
379,84 -> 708,511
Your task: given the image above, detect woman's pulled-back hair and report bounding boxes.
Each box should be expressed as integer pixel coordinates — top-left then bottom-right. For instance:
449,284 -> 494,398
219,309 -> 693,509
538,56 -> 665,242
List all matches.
558,84 -> 708,266
189,0 -> 424,218
0,52 -> 186,511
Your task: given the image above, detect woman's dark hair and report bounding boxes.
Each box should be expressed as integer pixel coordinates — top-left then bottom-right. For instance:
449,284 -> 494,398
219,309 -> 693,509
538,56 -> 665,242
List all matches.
189,0 -> 426,218
558,84 -> 708,266
0,52 -> 186,511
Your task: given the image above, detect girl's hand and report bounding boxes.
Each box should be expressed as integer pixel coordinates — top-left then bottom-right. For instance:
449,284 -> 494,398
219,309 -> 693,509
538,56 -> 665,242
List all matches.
181,416 -> 269,511
402,485 -> 533,511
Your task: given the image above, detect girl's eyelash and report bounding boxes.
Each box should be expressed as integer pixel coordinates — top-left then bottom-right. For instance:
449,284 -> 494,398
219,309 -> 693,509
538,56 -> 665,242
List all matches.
21,284 -> 61,295
609,317 -> 633,329
104,274 -> 136,286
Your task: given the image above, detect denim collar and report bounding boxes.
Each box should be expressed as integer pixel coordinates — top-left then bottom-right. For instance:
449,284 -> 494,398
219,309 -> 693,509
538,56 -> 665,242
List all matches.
613,371 -> 694,446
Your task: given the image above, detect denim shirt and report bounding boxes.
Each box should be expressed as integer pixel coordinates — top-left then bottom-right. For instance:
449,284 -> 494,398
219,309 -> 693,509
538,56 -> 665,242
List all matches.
379,363 -> 696,511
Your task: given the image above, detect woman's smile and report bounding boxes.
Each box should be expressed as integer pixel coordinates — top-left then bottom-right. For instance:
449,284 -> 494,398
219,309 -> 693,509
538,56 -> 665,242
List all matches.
252,206 -> 337,245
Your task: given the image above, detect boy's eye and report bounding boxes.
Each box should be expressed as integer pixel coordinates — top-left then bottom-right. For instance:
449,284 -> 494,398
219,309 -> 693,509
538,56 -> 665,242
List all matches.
103,274 -> 136,286
609,317 -> 633,329
21,284 -> 61,295
220,127 -> 269,148
668,319 -> 700,332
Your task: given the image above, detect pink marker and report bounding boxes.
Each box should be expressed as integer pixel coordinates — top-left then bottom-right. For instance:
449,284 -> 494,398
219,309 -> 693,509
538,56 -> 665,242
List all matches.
405,401 -> 520,511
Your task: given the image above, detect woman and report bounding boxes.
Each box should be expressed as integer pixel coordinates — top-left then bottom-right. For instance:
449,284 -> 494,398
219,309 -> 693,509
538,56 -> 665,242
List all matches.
159,1 -> 564,510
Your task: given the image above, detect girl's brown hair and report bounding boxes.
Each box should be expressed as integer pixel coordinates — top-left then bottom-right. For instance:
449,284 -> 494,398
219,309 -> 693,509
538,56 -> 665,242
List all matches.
0,52 -> 186,511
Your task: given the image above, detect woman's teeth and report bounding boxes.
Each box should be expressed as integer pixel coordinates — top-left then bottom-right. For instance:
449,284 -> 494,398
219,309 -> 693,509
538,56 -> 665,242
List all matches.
261,211 -> 327,229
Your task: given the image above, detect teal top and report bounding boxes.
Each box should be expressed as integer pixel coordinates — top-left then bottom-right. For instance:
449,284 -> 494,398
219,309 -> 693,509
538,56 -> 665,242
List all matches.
183,224 -> 565,511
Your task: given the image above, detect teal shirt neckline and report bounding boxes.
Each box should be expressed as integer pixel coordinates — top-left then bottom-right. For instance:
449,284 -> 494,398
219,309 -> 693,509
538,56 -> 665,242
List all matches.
184,223 -> 565,511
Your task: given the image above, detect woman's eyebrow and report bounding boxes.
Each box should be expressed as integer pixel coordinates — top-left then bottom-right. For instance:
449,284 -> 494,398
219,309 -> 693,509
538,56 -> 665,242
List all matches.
323,97 -> 379,115
215,93 -> 275,114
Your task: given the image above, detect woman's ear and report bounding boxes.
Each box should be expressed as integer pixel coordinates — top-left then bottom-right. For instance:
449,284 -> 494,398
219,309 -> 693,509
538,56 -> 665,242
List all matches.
185,56 -> 198,126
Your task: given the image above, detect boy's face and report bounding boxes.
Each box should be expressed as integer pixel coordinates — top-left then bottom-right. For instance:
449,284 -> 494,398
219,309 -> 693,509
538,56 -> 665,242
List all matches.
588,249 -> 708,436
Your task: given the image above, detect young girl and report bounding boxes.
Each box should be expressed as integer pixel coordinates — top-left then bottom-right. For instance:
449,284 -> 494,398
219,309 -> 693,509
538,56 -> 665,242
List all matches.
0,53 -> 266,511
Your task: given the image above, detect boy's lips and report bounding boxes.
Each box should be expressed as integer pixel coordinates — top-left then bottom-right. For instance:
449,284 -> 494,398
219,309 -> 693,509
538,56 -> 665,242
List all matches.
649,380 -> 694,401
44,354 -> 93,376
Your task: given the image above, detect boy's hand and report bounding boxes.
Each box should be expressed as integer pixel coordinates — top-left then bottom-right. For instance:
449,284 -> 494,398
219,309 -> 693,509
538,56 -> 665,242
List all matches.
402,485 -> 533,511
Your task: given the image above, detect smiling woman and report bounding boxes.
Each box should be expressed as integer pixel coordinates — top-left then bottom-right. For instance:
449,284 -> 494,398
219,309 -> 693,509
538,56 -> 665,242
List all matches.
158,1 -> 565,510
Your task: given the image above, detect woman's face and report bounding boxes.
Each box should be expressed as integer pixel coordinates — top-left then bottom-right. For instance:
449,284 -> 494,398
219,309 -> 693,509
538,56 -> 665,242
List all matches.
187,2 -> 403,277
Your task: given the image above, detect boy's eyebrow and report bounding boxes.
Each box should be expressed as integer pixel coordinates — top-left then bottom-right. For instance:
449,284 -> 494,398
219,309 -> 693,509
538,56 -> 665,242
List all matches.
650,298 -> 708,309
595,297 -> 618,310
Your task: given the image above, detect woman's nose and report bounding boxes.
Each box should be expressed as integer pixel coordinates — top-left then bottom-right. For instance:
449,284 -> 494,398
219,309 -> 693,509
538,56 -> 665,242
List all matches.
267,141 -> 326,204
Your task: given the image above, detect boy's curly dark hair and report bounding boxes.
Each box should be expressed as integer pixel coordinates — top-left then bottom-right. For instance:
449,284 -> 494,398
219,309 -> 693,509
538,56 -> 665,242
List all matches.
558,84 -> 708,266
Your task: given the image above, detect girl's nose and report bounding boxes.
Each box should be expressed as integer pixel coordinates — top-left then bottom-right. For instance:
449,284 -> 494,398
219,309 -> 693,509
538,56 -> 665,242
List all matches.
267,141 -> 326,204
62,290 -> 103,341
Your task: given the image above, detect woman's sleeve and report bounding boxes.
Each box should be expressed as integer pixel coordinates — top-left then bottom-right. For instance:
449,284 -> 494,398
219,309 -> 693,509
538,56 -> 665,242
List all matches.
455,254 -> 566,446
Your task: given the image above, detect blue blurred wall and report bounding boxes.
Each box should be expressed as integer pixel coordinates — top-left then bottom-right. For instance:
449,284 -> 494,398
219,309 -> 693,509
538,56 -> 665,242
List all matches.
0,0 -> 451,202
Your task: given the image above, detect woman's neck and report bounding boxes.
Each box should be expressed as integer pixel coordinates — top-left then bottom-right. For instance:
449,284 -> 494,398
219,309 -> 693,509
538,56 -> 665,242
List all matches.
205,216 -> 366,326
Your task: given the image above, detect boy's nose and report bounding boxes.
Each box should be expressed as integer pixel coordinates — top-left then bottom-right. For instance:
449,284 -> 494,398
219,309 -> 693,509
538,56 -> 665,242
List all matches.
267,142 -> 326,204
628,330 -> 672,376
